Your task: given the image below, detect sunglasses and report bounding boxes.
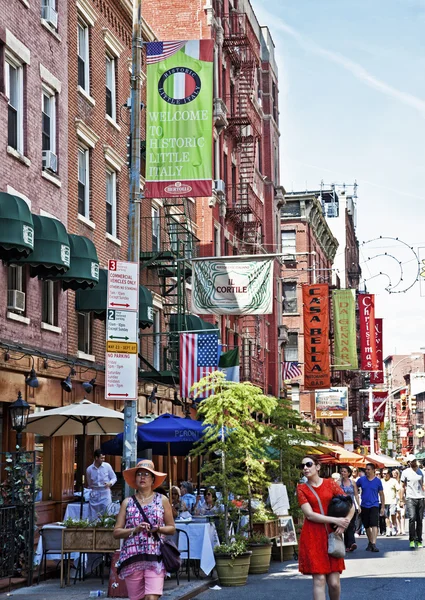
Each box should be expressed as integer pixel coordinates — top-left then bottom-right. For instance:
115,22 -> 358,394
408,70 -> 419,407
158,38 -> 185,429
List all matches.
299,461 -> 314,470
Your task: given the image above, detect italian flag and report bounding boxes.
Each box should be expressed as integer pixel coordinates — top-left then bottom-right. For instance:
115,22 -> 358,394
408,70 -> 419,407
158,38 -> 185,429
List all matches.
219,348 -> 240,383
163,40 -> 209,100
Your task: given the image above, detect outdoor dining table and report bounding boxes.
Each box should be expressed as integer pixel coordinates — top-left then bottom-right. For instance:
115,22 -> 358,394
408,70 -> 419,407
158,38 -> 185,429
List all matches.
174,519 -> 220,576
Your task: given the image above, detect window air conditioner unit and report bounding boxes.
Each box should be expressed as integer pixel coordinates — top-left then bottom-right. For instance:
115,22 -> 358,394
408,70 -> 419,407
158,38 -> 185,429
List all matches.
213,179 -> 226,197
42,150 -> 58,173
7,290 -> 25,312
41,5 -> 58,28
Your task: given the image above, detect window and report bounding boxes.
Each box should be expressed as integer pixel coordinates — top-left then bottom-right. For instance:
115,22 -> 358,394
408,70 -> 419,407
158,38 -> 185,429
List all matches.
284,332 -> 298,362
231,164 -> 237,205
78,147 -> 89,218
78,311 -> 92,354
152,206 -> 160,252
153,310 -> 161,370
282,202 -> 301,218
41,280 -> 59,326
105,55 -> 116,120
41,0 -> 58,29
106,170 -> 117,236
7,265 -> 26,314
77,21 -> 89,92
281,230 -> 296,256
282,282 -> 297,313
5,57 -> 23,153
42,90 -> 57,171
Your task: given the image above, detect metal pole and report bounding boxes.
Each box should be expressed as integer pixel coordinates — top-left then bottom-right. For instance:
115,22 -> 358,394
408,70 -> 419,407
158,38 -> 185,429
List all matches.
368,386 -> 374,454
124,0 -> 142,496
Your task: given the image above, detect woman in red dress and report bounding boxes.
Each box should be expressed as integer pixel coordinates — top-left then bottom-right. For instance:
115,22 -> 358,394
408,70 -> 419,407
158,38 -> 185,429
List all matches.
297,456 -> 354,600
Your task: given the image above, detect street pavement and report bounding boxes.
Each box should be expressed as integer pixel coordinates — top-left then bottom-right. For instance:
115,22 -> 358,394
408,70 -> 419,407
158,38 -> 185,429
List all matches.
194,534 -> 425,600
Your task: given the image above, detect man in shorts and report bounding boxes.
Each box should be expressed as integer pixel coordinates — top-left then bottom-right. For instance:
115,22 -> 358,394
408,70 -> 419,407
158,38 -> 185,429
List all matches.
382,469 -> 398,536
356,463 -> 385,552
400,454 -> 425,549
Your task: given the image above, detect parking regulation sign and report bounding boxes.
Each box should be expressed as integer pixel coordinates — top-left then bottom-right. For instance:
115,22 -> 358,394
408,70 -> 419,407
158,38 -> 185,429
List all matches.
107,260 -> 139,311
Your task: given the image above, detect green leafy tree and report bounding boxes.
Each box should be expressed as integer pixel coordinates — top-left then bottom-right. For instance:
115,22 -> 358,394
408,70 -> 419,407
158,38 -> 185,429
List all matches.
191,371 -> 277,544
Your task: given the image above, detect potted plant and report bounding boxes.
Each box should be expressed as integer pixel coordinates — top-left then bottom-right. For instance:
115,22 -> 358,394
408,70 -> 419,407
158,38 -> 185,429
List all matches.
252,502 -> 279,538
62,512 -> 118,552
247,533 -> 272,574
213,538 -> 252,586
191,371 -> 277,586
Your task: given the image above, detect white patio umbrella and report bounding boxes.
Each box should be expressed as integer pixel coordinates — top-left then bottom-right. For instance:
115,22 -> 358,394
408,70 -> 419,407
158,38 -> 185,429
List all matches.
367,452 -> 402,468
26,399 -> 124,517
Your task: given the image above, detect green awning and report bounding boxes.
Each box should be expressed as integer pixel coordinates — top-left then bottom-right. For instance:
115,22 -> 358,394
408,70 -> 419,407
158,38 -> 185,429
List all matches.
0,192 -> 34,261
76,268 -> 154,327
14,214 -> 70,278
52,234 -> 100,290
169,314 -> 218,333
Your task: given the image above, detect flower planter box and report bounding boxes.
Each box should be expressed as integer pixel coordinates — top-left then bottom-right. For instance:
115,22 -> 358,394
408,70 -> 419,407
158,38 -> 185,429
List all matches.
253,520 -> 279,539
62,528 -> 119,553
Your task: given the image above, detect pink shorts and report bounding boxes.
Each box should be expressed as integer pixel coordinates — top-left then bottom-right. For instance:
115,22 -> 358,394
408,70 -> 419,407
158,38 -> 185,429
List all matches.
124,569 -> 164,599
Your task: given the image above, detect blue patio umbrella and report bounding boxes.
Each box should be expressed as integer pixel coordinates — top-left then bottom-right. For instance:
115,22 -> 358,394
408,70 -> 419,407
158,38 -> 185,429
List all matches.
101,413 -> 207,492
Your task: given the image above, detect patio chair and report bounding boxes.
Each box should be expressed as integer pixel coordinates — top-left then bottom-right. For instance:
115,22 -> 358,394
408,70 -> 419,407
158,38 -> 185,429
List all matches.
37,528 -> 69,582
170,528 -> 192,584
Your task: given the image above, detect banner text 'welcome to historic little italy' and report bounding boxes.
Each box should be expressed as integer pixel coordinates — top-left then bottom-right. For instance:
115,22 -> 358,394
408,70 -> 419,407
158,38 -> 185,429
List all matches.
145,40 -> 213,199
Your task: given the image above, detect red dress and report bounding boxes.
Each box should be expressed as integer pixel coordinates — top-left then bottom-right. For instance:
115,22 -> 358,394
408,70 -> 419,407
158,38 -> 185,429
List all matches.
297,478 -> 345,575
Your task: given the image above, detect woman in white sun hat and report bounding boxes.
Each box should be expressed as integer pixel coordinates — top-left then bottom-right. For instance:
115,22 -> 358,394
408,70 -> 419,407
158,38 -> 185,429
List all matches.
114,460 -> 175,600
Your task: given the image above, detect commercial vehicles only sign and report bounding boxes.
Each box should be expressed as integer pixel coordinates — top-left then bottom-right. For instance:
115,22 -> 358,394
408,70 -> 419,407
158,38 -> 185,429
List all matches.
106,260 -> 139,400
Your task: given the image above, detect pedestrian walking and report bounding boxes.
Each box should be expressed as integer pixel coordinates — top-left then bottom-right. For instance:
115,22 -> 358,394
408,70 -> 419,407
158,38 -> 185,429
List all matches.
339,466 -> 361,551
86,449 -> 117,521
400,454 -> 425,549
381,469 -> 398,536
297,456 -> 353,600
114,460 -> 176,600
393,469 -> 405,535
356,463 -> 385,552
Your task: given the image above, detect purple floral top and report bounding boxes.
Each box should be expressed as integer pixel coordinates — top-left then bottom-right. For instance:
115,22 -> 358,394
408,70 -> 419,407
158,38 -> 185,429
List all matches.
117,493 -> 165,577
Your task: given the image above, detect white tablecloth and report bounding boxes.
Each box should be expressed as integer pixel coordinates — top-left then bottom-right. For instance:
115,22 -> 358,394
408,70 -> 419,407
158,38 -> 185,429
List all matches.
64,503 -> 90,521
174,521 -> 219,575
34,524 -> 80,565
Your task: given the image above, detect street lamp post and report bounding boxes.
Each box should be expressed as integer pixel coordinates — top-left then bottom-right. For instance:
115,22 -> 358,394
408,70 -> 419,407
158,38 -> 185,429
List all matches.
9,391 -> 30,448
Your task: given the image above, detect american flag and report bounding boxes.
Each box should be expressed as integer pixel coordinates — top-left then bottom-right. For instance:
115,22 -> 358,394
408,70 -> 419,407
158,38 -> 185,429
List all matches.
180,333 -> 220,399
282,361 -> 302,381
146,41 -> 187,65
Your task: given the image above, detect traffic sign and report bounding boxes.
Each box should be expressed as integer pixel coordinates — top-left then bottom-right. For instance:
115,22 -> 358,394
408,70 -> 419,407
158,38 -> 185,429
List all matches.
107,309 -> 138,344
363,421 -> 380,428
105,352 -> 138,400
107,260 -> 139,311
106,341 -> 138,354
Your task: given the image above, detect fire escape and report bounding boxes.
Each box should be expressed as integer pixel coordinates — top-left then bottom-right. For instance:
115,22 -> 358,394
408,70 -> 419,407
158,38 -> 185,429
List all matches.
140,198 -> 199,383
222,12 -> 265,389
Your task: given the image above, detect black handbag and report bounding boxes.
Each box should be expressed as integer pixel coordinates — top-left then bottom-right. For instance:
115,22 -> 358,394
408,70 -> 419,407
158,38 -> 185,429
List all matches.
132,496 -> 181,573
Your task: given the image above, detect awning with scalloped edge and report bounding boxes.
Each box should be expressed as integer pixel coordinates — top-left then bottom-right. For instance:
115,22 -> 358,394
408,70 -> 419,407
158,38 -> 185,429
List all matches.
52,234 -> 99,290
0,192 -> 34,261
13,214 -> 70,279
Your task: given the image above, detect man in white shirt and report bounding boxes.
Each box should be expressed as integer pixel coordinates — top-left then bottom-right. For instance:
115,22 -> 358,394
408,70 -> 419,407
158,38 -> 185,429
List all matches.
400,454 -> 425,549
86,449 -> 117,521
382,470 -> 398,536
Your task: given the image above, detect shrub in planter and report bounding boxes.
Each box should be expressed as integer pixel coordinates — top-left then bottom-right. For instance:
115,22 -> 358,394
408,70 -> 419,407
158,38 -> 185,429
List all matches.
247,533 -> 272,574
214,539 -> 252,587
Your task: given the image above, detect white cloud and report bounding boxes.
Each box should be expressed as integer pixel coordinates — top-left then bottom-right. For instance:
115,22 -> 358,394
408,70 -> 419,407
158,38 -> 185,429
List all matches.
262,11 -> 425,115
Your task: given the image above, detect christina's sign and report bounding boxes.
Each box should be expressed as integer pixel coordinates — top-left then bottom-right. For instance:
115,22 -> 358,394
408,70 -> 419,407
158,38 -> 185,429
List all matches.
191,257 -> 273,315
145,40 -> 214,198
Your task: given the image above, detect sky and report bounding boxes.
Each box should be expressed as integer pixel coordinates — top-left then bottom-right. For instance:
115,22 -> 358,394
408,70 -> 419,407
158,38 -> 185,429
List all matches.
253,0 -> 425,356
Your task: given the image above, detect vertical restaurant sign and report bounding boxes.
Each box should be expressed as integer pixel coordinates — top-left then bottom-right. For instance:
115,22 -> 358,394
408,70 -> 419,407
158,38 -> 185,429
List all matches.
370,318 -> 383,384
302,284 -> 331,390
145,40 -> 214,198
358,293 -> 378,371
332,289 -> 358,370
365,391 -> 387,422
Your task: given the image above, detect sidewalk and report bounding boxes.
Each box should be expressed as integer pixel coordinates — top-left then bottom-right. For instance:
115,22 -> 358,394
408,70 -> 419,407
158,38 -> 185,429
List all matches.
0,574 -> 217,600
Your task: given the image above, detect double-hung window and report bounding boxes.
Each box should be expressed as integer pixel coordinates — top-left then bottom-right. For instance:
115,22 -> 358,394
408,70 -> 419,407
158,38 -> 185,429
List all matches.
281,230 -> 296,257
5,56 -> 23,153
78,311 -> 92,355
106,170 -> 117,237
42,89 -> 57,171
152,206 -> 160,252
105,55 -> 116,120
78,21 -> 89,92
78,147 -> 90,218
7,265 -> 26,315
283,282 -> 297,313
153,310 -> 161,370
41,280 -> 59,326
284,332 -> 299,362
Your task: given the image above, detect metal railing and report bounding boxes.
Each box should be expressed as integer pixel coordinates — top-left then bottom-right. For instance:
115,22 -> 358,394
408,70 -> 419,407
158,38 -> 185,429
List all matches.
140,216 -> 199,260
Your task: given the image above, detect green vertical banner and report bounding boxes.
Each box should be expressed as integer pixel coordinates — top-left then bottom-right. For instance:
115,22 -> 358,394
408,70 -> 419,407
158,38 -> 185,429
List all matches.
332,289 -> 358,370
145,40 -> 214,198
